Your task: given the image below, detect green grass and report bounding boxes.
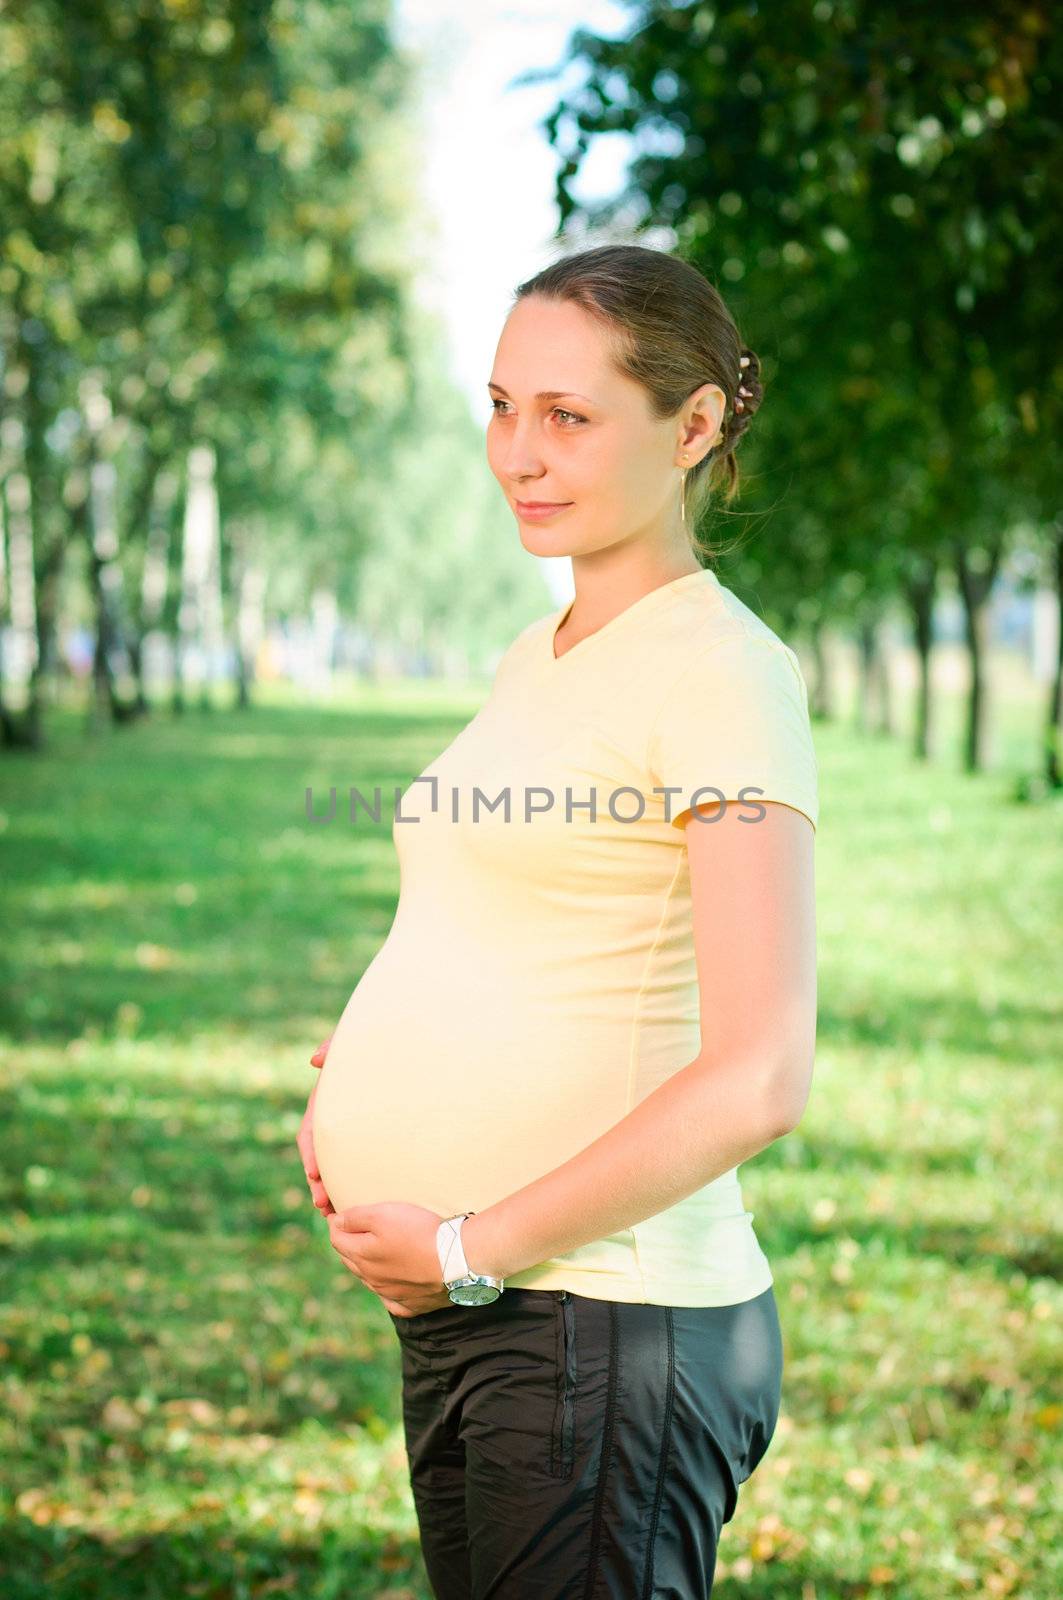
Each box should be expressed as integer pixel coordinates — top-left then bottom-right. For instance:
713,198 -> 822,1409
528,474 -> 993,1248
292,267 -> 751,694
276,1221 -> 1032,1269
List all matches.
1,661 -> 1060,1599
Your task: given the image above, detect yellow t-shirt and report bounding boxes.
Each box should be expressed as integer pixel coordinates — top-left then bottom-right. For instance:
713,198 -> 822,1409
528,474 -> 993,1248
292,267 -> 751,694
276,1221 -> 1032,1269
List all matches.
312,567 -> 819,1306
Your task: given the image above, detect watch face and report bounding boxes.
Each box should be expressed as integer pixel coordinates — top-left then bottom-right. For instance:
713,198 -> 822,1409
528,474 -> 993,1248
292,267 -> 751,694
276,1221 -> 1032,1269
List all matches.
449,1282 -> 502,1306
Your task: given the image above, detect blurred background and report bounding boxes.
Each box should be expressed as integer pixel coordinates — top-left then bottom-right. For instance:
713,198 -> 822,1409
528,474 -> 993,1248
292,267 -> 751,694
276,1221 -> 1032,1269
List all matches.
1,4 -> 1060,1599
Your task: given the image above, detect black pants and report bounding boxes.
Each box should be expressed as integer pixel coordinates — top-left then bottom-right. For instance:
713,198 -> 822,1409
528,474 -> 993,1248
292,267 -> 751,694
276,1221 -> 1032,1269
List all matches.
388,1283 -> 783,1599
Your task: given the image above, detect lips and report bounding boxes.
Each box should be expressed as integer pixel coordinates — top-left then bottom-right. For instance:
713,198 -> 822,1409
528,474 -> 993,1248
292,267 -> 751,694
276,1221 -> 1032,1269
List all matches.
517,500 -> 572,509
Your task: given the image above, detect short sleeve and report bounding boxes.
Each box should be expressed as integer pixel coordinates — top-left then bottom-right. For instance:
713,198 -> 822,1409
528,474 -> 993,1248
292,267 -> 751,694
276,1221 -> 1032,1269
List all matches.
647,632 -> 819,832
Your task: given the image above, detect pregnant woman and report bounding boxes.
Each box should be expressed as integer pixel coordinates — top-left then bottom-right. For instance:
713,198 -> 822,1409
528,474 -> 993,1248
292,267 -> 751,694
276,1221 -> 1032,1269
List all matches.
296,243 -> 819,1599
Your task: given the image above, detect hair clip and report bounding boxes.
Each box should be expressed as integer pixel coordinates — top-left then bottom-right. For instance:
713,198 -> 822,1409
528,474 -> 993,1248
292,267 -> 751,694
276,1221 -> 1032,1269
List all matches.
739,355 -> 750,368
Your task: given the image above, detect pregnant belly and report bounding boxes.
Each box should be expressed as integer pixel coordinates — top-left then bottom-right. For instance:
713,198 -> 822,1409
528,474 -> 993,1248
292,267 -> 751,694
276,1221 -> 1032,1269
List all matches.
310,946 -> 638,1219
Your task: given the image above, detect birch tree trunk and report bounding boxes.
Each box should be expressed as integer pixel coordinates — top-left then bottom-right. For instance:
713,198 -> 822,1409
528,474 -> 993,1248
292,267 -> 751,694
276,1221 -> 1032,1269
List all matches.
229,515 -> 267,711
138,466 -> 179,708
177,443 -> 222,712
81,374 -> 138,728
0,469 -> 39,747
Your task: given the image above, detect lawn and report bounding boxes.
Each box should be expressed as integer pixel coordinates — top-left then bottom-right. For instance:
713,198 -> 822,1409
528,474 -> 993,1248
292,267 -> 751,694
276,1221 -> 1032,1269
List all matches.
1,658 -> 1060,1599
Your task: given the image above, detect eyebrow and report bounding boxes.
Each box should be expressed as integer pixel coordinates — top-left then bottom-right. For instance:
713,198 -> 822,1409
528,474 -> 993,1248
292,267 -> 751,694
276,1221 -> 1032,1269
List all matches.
487,382 -> 595,405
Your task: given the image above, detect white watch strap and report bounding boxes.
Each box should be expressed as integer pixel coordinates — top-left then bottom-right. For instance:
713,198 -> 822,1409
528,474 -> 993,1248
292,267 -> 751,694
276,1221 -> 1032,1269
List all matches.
437,1213 -> 474,1283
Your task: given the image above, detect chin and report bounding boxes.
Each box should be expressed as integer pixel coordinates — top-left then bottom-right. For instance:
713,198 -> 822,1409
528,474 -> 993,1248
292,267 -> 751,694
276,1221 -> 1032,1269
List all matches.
517,526 -> 574,557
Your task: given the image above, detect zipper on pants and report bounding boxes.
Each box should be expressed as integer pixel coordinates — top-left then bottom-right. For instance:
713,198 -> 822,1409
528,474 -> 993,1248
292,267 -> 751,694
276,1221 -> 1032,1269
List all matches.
550,1290 -> 577,1479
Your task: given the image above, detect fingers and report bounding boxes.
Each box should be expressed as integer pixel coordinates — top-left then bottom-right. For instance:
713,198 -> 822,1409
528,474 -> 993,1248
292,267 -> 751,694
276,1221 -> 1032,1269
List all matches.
300,1036 -> 337,1214
296,1091 -> 333,1213
296,1115 -> 320,1180
309,1031 -> 334,1069
305,1158 -> 333,1213
300,1133 -> 329,1206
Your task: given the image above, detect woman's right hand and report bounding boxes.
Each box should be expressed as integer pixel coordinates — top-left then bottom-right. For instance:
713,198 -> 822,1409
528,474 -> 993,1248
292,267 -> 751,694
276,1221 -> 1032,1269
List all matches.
299,1033 -> 335,1217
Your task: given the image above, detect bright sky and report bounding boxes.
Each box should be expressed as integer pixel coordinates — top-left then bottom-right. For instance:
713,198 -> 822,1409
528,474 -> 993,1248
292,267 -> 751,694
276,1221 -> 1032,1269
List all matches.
392,0 -> 639,601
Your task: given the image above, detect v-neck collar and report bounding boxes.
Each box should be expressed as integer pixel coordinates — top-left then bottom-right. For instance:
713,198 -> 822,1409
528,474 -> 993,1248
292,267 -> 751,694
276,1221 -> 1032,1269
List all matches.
546,569 -> 720,666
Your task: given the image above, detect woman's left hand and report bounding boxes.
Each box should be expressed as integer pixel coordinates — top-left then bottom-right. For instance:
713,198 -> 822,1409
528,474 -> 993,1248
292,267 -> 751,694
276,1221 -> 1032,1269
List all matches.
327,1202 -> 454,1317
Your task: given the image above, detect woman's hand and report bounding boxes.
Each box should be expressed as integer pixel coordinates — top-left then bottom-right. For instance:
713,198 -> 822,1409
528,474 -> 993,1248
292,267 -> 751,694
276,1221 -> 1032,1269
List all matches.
305,1036 -> 453,1317
327,1202 -> 454,1318
298,1034 -> 335,1218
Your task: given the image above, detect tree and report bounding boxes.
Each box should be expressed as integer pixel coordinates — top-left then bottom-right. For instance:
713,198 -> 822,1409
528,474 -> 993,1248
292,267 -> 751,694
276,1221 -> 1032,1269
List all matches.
522,0 -> 1059,770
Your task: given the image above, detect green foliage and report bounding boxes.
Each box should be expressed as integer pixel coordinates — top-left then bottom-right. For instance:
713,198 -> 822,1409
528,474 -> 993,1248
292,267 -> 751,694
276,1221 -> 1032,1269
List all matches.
529,1 -> 1062,619
0,0 -> 545,700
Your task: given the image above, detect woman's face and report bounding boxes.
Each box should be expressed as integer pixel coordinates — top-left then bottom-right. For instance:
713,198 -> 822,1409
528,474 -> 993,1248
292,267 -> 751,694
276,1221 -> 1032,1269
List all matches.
486,295 -> 721,561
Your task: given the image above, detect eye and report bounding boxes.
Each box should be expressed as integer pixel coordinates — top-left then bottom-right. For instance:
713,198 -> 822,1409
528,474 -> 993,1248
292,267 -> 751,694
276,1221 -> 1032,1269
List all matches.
488,399 -> 586,427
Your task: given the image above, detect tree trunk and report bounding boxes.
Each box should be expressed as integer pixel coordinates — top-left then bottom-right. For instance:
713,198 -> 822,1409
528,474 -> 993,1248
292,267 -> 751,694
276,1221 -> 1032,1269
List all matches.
904,560 -> 936,762
20,332 -> 68,750
177,443 -> 223,714
167,467 -> 188,715
0,481 -> 18,749
854,617 -> 878,735
200,466 -> 225,713
230,516 -> 267,711
0,470 -> 44,749
954,540 -> 1004,773
81,380 -> 139,728
122,447 -> 165,713
1047,519 -> 1063,790
871,621 -> 893,736
807,618 -> 831,720
27,538 -> 66,747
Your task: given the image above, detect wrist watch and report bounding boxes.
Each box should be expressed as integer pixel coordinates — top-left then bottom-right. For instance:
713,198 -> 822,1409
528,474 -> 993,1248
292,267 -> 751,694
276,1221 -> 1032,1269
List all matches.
437,1212 -> 505,1306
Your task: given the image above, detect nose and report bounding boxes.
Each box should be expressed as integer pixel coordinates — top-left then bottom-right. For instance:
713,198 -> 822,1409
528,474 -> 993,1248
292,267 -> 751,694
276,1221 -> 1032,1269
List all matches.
495,421 -> 547,484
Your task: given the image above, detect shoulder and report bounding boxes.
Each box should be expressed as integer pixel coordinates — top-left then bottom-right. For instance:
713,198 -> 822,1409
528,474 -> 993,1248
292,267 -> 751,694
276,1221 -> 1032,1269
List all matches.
650,575 -> 809,707
645,576 -> 818,831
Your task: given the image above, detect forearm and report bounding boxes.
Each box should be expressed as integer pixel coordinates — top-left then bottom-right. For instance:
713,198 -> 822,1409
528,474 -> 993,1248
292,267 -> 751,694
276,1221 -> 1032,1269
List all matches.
462,1051 -> 794,1282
